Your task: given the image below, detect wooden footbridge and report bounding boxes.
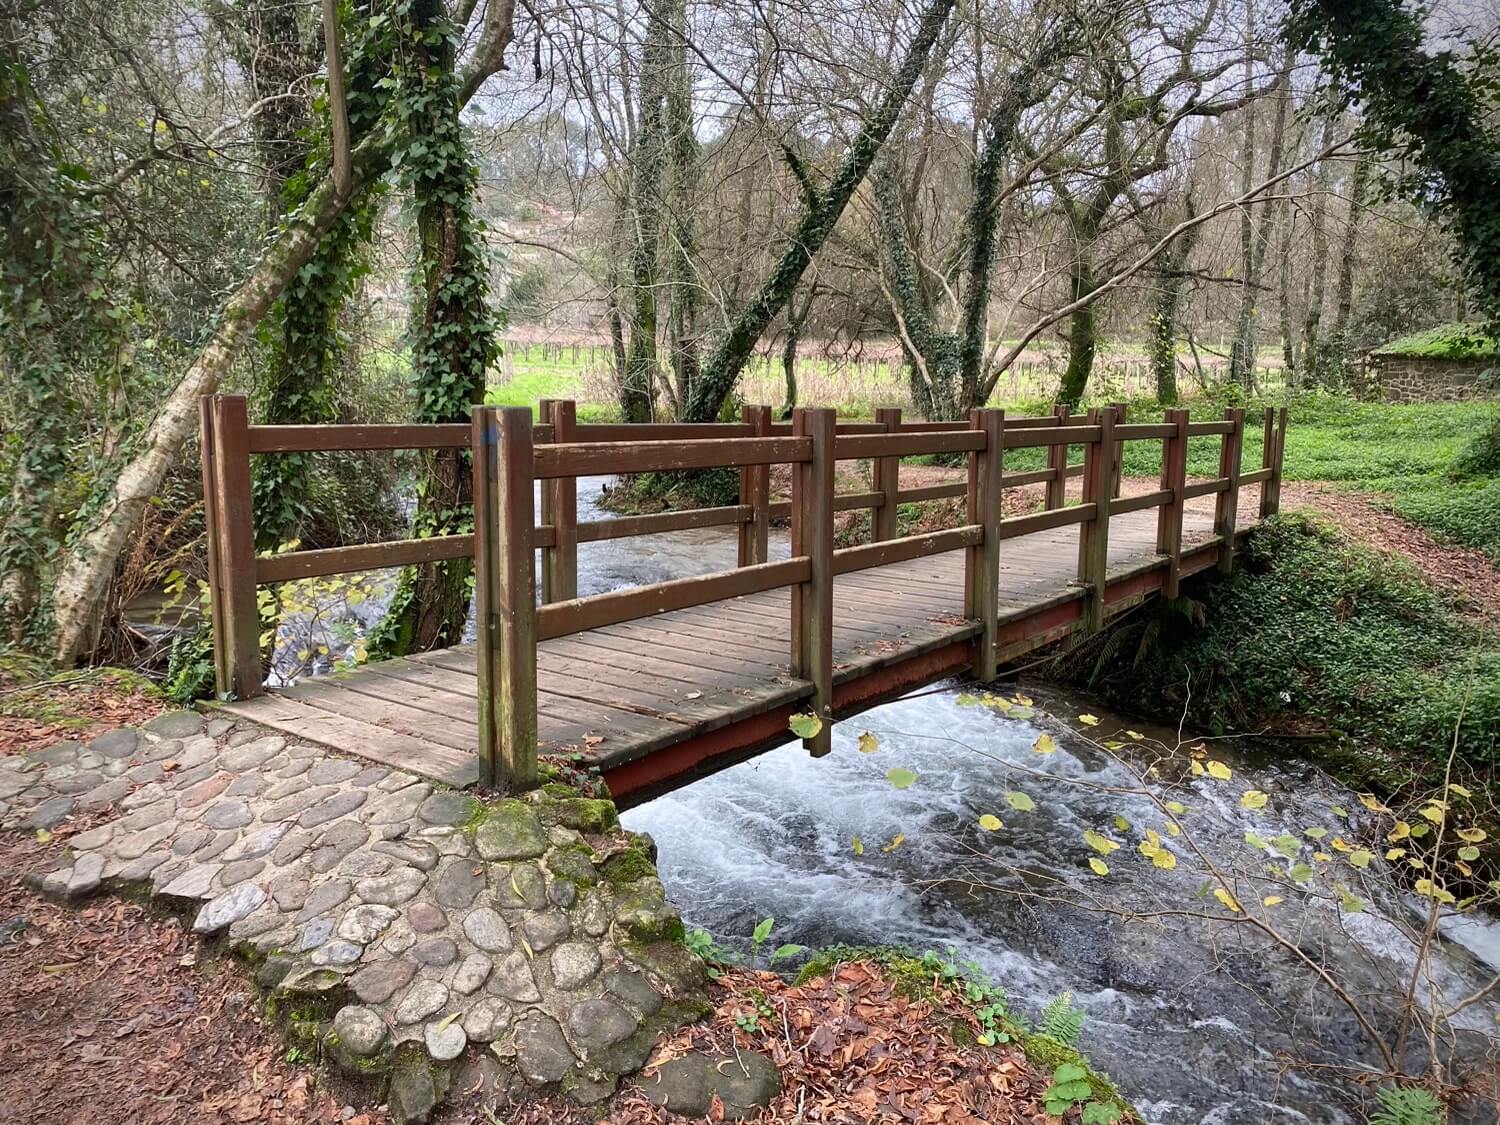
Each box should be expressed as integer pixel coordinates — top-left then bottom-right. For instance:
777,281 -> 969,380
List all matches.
198,396 -> 1287,805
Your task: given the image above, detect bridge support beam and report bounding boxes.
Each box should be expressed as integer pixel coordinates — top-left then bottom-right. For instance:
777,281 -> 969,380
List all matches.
738,404 -> 772,565
790,407 -> 836,756
473,405 -> 539,792
873,407 -> 903,541
1076,406 -> 1114,633
1158,407 -> 1190,598
1215,407 -> 1245,574
538,399 -> 578,602
966,409 -> 1004,681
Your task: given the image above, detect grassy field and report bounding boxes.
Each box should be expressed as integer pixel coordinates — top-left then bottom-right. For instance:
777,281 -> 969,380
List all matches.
470,345 -> 1500,561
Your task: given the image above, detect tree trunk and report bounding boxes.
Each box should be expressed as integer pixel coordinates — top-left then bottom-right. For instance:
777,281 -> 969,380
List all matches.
1148,195 -> 1200,404
1056,253 -> 1098,407
1324,153 -> 1371,388
683,0 -> 958,422
1301,118 -> 1335,382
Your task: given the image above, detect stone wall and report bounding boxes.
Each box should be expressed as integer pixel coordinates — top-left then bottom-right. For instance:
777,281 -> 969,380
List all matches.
1359,354 -> 1497,403
0,711 -> 711,1124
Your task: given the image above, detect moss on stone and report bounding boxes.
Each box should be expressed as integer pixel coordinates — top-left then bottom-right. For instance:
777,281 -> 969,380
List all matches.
601,842 -> 655,884
542,797 -> 620,834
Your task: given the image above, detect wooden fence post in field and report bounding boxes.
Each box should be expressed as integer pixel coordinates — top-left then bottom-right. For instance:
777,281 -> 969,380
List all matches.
1215,407 -> 1245,574
966,409 -> 1003,681
1045,404 -> 1070,510
791,407 -> 835,756
873,406 -> 903,541
738,404 -> 771,566
1157,407 -> 1190,598
472,405 -> 539,792
538,399 -> 578,602
205,395 -> 262,700
1075,407 -> 1113,633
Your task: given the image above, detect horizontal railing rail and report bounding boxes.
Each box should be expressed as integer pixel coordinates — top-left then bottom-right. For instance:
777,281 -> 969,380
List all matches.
199,392 -> 1288,792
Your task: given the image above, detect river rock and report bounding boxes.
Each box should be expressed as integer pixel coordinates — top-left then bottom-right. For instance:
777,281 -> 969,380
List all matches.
194,883 -> 267,934
333,1005 -> 387,1057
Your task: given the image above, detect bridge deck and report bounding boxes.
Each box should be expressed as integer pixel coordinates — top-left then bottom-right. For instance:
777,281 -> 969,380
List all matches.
219,500 -> 1238,802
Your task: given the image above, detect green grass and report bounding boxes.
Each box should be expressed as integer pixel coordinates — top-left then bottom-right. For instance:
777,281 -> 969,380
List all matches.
1062,513 -> 1500,770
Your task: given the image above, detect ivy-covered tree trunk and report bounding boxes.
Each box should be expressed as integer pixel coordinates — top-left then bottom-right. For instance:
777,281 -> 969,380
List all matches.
1324,153 -> 1370,388
1056,254 -> 1099,408
0,42 -> 114,643
1301,126 -> 1334,384
682,0 -> 957,422
369,0 -> 497,655
663,0 -> 700,417
1147,195 -> 1201,405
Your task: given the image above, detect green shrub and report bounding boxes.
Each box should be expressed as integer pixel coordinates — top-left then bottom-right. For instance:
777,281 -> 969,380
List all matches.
1059,513 -> 1499,768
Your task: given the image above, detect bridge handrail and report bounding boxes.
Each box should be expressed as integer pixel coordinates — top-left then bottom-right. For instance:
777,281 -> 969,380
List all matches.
199,393 -> 1288,788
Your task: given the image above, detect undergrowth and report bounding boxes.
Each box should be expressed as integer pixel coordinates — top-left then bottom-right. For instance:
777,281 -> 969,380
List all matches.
1049,512 -> 1500,778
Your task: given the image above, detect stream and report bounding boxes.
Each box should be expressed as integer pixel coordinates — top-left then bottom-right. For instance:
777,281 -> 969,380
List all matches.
267,477 -> 1499,1122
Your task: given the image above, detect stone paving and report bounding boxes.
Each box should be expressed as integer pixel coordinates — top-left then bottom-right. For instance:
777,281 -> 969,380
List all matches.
0,710 -> 708,1122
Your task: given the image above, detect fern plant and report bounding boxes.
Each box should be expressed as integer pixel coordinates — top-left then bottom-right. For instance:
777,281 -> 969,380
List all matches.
1039,990 -> 1086,1046
1370,1085 -> 1444,1125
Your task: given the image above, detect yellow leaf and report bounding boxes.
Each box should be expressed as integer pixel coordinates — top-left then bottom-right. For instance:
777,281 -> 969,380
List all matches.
1347,849 -> 1373,869
1213,888 -> 1241,913
1448,783 -> 1473,799
1190,760 -> 1206,777
1415,878 -> 1456,905
1314,851 -> 1333,862
1014,693 -> 1033,706
1419,804 -> 1446,825
1331,837 -> 1353,853
1262,895 -> 1284,907
788,713 -> 823,739
35,829 -> 52,844
1163,821 -> 1181,837
1138,830 -> 1177,869
1004,791 -> 1036,812
978,814 -> 1003,832
1240,790 -> 1269,810
1206,760 -> 1232,781
1089,858 -> 1110,876
857,731 -> 879,754
1457,827 -> 1488,844
1385,848 -> 1407,861
1388,821 -> 1411,841
1077,714 -> 1100,726
1164,800 -> 1188,814
1357,793 -> 1389,813
851,836 -> 864,855
1125,730 -> 1144,741
296,649 -> 310,661
1084,830 -> 1120,856
882,833 -> 905,853
1032,733 -> 1057,755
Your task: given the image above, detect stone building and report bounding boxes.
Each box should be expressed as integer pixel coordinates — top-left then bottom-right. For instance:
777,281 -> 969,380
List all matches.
1359,323 -> 1499,403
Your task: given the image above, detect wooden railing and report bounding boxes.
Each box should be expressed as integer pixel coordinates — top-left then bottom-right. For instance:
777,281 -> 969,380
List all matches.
199,395 -> 1288,790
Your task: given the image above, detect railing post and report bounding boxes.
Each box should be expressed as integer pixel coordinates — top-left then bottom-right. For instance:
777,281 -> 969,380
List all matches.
472,405 -> 539,791
790,407 -> 835,757
538,399 -> 578,602
1260,406 -> 1288,519
198,398 -> 228,698
1109,402 -> 1127,498
873,406 -> 902,541
1269,407 -> 1288,515
205,395 -> 262,700
1075,407 -> 1113,633
1045,404 -> 1070,510
1215,407 -> 1245,574
1157,407 -> 1190,598
966,409 -> 1004,681
737,404 -> 771,566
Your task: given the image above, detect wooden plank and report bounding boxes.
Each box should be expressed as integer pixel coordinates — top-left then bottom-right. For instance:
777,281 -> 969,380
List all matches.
214,694 -> 477,786
967,409 -> 1003,681
596,615 -> 791,663
873,407 -> 902,541
1182,478 -> 1229,499
1044,404 -> 1070,510
833,526 -> 980,576
1005,425 -> 1101,449
1239,467 -> 1273,486
560,626 -> 789,679
257,534 -> 472,583
1114,422 -> 1176,440
577,505 -> 750,543
209,396 -> 263,700
835,431 -> 985,459
576,422 -> 755,441
997,503 -> 1095,540
738,405 -> 772,565
1157,408 -> 1189,598
1075,407 -> 1113,632
539,399 -> 578,602
535,436 -> 810,479
280,675 -> 479,752
1001,468 -> 1055,490
1215,407 -> 1244,575
791,409 -> 836,756
1111,488 -> 1173,516
198,397 -> 229,698
536,557 -> 810,641
1187,420 -> 1235,436
477,406 -> 539,790
248,422 -> 499,452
